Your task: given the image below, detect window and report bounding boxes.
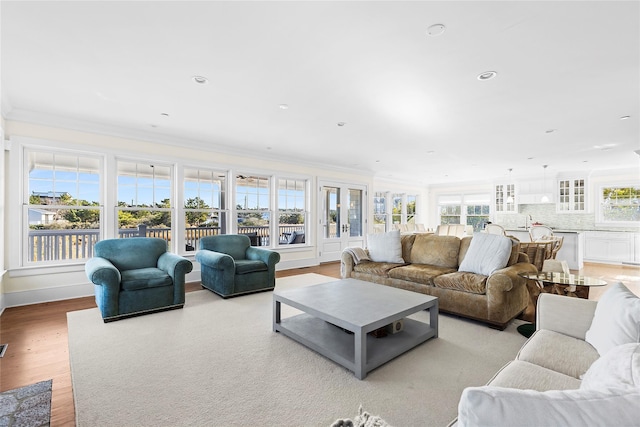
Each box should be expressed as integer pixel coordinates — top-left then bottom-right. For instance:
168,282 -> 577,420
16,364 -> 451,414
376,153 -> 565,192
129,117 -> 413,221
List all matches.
406,195 -> 416,225
438,195 -> 462,225
438,194 -> 490,231
117,161 -> 173,245
25,150 -> 102,264
391,193 -> 403,226
373,191 -> 388,233
183,168 -> 227,251
464,195 -> 491,231
599,185 -> 640,224
277,178 -> 307,245
558,178 -> 586,212
236,174 -> 270,246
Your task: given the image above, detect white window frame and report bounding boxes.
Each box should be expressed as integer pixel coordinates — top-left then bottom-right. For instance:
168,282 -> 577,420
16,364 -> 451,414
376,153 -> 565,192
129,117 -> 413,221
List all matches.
276,177 -> 310,247
182,166 -> 229,253
22,146 -> 104,267
115,158 -> 175,248
596,182 -> 640,227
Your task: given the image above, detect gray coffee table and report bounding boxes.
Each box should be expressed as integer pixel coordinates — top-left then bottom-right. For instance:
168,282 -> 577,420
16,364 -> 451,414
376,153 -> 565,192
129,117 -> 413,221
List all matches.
273,278 -> 438,379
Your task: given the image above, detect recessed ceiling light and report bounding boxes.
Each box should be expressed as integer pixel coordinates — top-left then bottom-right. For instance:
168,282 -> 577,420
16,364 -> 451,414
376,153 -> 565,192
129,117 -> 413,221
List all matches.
477,71 -> 497,81
426,150 -> 435,154
160,112 -> 169,117
620,115 -> 631,120
279,104 -> 289,110
337,122 -> 346,127
426,24 -> 446,37
192,75 -> 208,84
545,129 -> 556,134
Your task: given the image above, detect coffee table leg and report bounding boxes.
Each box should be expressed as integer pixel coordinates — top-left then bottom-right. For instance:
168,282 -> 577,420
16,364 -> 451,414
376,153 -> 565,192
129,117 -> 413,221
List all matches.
354,329 -> 366,379
273,299 -> 281,332
430,303 -> 439,338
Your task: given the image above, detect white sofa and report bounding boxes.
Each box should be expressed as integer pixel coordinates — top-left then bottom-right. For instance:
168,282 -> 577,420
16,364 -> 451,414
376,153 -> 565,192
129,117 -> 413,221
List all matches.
452,282 -> 640,427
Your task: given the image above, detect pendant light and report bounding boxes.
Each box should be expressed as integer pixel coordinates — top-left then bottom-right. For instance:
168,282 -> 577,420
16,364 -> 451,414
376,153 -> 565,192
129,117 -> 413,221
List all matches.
540,165 -> 550,203
506,168 -> 514,204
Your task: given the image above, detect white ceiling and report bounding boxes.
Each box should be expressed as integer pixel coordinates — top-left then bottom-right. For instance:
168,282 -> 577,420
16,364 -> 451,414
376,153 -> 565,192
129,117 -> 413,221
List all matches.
2,1 -> 639,185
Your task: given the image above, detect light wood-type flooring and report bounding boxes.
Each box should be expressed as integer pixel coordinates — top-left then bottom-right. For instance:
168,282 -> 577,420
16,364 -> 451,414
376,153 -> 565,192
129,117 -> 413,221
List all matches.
1,261 -> 638,426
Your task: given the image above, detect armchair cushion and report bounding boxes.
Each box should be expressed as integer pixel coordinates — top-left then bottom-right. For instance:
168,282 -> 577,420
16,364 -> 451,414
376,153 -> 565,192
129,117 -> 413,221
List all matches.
121,267 -> 173,291
235,260 -> 269,275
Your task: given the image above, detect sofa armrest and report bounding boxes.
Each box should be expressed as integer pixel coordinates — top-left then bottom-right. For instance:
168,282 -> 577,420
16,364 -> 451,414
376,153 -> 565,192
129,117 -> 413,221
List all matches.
340,251 -> 356,278
536,293 -> 597,340
487,262 -> 538,292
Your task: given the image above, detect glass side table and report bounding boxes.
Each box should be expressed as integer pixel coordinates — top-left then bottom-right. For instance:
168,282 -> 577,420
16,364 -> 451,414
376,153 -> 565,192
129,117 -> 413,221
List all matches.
516,272 -> 607,338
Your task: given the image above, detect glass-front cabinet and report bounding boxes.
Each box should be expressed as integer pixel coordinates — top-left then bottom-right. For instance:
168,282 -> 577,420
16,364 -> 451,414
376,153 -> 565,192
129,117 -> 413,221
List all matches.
494,183 -> 516,213
558,177 -> 586,212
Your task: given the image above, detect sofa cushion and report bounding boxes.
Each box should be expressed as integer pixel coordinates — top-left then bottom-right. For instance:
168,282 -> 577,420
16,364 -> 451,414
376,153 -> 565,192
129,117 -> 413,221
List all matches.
459,233 -> 512,276
367,230 -> 404,263
411,234 -> 460,268
354,261 -> 405,276
585,282 -> 640,356
400,234 -> 416,264
457,386 -> 640,427
433,271 -> 487,295
388,264 -> 456,286
517,329 -> 600,379
488,360 -> 581,391
581,343 -> 640,390
121,267 -> 173,291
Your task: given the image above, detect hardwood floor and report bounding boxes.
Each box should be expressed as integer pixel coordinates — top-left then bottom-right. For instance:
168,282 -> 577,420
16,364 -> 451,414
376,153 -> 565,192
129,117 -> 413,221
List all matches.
0,261 -> 637,426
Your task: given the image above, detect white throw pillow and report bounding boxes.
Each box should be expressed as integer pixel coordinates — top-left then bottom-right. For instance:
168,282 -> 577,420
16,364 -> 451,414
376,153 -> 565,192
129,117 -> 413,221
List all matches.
585,282 -> 640,356
458,232 -> 512,276
366,230 -> 404,263
581,343 -> 640,390
457,386 -> 640,427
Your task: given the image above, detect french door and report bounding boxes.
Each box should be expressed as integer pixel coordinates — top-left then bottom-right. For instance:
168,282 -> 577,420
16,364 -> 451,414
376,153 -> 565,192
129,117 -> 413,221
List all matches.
318,181 -> 366,262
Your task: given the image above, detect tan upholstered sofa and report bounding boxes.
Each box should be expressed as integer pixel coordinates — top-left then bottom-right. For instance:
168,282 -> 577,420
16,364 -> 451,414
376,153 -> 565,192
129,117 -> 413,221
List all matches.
340,233 -> 538,329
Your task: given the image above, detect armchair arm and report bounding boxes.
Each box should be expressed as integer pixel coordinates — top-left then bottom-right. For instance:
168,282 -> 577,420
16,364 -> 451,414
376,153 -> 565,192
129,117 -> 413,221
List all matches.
158,252 -> 193,281
246,246 -> 280,268
158,252 -> 193,305
85,257 -> 121,287
487,262 -> 538,293
195,250 -> 235,271
536,293 -> 597,340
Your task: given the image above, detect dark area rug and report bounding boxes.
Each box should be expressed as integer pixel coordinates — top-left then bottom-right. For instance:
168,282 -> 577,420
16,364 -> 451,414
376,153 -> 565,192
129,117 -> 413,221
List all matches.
0,379 -> 52,427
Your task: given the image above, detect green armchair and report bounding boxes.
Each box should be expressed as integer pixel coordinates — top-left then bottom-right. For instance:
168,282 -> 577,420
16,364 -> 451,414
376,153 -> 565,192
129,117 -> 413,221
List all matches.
195,234 -> 280,298
85,237 -> 193,322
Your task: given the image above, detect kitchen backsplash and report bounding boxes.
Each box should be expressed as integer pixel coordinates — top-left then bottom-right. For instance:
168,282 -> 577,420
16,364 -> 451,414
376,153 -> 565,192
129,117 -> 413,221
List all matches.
495,203 -> 639,232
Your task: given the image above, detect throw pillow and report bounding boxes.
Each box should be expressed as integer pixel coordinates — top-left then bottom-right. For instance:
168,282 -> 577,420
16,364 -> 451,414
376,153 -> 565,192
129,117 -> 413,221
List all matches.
287,231 -> 298,244
581,342 -> 640,390
366,230 -> 404,264
458,232 -> 512,276
457,386 -> 640,427
585,282 -> 640,356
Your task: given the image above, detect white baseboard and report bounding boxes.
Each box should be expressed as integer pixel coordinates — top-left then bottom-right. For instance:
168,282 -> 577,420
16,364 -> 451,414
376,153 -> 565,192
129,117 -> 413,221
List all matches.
4,282 -> 95,308
276,259 -> 319,271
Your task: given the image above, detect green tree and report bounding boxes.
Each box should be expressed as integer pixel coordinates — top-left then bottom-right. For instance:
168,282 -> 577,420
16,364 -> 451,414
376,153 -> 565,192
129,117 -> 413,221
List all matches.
185,197 -> 210,226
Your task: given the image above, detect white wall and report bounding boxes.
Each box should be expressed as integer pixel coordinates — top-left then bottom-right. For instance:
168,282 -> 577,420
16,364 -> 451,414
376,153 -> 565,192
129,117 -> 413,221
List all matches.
2,120 -> 382,306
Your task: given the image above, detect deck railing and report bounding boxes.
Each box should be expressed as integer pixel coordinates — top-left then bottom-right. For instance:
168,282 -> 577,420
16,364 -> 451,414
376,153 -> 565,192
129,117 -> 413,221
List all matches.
27,225 -> 306,262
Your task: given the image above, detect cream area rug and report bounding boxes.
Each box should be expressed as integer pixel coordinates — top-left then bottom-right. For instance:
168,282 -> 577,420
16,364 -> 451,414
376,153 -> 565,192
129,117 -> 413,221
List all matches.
68,274 -> 527,427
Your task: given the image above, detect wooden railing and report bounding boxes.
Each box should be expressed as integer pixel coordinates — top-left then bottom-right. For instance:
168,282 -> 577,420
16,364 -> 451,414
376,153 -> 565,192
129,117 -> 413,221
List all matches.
27,225 -> 306,261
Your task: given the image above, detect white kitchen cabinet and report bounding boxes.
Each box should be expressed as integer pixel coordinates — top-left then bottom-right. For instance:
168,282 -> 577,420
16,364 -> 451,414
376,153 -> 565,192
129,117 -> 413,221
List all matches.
555,232 -> 584,270
584,231 -> 634,263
